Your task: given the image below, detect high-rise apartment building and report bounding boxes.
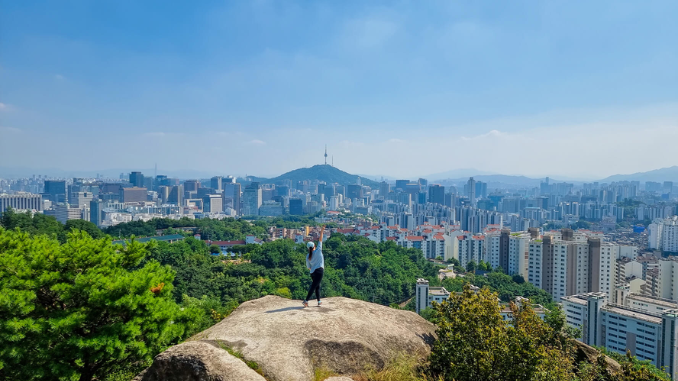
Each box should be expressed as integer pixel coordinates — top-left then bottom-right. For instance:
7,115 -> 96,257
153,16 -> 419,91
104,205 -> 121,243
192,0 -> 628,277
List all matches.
528,231 -> 616,301
0,192 -> 43,213
428,184 -> 445,205
648,216 -> 678,252
562,291 -> 678,380
452,234 -> 485,268
466,177 -> 476,207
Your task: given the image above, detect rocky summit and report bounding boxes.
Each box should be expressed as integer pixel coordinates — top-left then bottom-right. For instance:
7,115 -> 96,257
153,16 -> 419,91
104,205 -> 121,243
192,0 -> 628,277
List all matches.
135,295 -> 437,381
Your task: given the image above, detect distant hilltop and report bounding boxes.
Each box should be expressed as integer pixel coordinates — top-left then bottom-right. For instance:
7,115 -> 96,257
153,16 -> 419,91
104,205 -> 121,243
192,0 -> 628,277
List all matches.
599,166 -> 678,183
249,165 -> 380,187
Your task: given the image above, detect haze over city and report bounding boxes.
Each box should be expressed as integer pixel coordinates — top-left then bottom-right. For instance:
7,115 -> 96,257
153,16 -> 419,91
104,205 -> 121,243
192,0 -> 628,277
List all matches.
1,1 -> 677,179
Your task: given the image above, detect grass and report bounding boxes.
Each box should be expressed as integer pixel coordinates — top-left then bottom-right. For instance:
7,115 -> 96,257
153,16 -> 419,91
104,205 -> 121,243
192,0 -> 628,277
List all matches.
351,353 -> 437,381
216,341 -> 266,378
314,367 -> 339,381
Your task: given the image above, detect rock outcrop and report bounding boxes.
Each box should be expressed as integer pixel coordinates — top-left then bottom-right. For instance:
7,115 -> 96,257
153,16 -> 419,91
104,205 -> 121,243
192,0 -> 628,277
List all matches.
133,341 -> 266,381
136,296 -> 436,381
573,340 -> 622,375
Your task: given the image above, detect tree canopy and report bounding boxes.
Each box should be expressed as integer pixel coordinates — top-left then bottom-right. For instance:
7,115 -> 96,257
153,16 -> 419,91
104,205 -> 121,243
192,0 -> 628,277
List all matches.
0,229 -> 203,381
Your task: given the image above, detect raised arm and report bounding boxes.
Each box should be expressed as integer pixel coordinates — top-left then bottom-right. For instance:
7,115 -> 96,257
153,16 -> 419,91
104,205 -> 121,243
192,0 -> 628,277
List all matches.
319,225 -> 326,243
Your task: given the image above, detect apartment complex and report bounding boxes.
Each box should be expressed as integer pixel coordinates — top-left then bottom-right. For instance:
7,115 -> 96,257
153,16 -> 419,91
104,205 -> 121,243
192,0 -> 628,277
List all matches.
528,230 -> 616,301
648,216 -> 678,253
562,291 -> 678,379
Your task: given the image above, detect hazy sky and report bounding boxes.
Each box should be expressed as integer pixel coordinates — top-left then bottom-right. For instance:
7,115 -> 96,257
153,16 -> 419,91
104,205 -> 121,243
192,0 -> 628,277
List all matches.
1,1 -> 677,179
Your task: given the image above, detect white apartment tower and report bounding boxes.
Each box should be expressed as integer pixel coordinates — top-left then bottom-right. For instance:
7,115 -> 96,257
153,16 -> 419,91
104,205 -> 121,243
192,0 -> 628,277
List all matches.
528,230 -> 616,301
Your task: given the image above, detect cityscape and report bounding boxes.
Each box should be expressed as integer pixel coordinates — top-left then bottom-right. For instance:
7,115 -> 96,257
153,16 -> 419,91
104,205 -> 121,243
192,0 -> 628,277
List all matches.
2,1 -> 678,380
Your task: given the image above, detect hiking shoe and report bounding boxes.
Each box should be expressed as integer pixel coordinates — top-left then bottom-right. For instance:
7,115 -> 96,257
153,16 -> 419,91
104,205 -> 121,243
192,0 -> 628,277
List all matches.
302,300 -> 309,308
317,300 -> 322,307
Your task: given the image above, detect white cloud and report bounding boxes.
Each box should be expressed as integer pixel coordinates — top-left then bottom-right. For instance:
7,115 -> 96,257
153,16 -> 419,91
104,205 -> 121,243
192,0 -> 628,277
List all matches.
342,18 -> 398,49
0,103 -> 10,111
250,139 -> 266,145
54,74 -> 65,80
0,126 -> 21,133
386,138 -> 404,143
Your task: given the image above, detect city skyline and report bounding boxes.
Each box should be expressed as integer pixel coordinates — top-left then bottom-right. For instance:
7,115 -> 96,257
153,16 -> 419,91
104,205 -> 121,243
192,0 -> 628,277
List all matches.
1,1 -> 677,178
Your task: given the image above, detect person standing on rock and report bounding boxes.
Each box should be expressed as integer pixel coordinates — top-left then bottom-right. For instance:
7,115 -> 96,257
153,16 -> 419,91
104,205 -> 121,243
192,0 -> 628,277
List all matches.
303,225 -> 325,308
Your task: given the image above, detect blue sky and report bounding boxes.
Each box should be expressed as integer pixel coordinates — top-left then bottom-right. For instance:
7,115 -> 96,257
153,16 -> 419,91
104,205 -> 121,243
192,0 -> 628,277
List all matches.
1,0 -> 677,179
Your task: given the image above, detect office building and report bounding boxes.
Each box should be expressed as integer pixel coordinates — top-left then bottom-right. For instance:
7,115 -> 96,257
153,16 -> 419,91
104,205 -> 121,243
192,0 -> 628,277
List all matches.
129,172 -> 144,188
259,201 -> 284,217
44,180 -> 67,203
158,186 -> 170,203
346,184 -> 363,200
232,183 -> 241,215
395,180 -> 410,192
242,183 -> 262,216
379,181 -> 390,199
90,199 -> 103,227
70,191 -> 94,208
47,204 -> 84,224
289,198 -> 303,215
203,194 -> 223,213
168,185 -> 184,206
184,180 -> 200,192
211,176 -> 223,192
428,184 -> 445,205
0,192 -> 43,213
122,187 -> 147,203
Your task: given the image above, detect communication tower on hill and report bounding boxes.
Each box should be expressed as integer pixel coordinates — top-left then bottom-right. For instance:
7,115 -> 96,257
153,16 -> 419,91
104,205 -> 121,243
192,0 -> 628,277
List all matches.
324,145 -> 328,165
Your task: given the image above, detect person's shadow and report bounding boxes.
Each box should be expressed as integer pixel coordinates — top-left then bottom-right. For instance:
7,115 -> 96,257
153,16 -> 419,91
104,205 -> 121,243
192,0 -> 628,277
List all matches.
265,306 -> 332,313
265,306 -> 305,313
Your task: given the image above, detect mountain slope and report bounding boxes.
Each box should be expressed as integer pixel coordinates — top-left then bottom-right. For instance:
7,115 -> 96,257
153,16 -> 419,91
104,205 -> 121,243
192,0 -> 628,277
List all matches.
268,165 -> 379,187
600,166 -> 678,183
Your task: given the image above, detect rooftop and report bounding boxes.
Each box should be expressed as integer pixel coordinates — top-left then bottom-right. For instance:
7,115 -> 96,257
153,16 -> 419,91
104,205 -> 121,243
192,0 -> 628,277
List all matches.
602,305 -> 662,325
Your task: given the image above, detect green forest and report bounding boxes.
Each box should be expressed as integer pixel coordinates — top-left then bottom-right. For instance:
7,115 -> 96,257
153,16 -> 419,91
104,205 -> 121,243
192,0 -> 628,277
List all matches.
0,210 -> 441,380
0,210 -> 669,380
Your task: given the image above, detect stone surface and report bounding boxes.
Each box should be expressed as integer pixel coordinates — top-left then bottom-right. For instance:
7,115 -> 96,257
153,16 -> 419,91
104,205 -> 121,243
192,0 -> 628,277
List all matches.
573,340 -> 622,375
324,377 -> 355,381
142,295 -> 436,381
133,341 -> 266,381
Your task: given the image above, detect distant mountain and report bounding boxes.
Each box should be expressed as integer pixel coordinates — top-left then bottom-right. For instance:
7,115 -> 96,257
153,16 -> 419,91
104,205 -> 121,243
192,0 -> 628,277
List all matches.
425,168 -> 493,182
266,165 -> 379,187
437,174 -> 550,189
600,166 -> 678,183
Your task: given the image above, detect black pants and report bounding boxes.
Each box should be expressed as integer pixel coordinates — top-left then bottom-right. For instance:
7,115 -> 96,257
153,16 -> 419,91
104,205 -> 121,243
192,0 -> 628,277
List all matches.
305,268 -> 324,301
